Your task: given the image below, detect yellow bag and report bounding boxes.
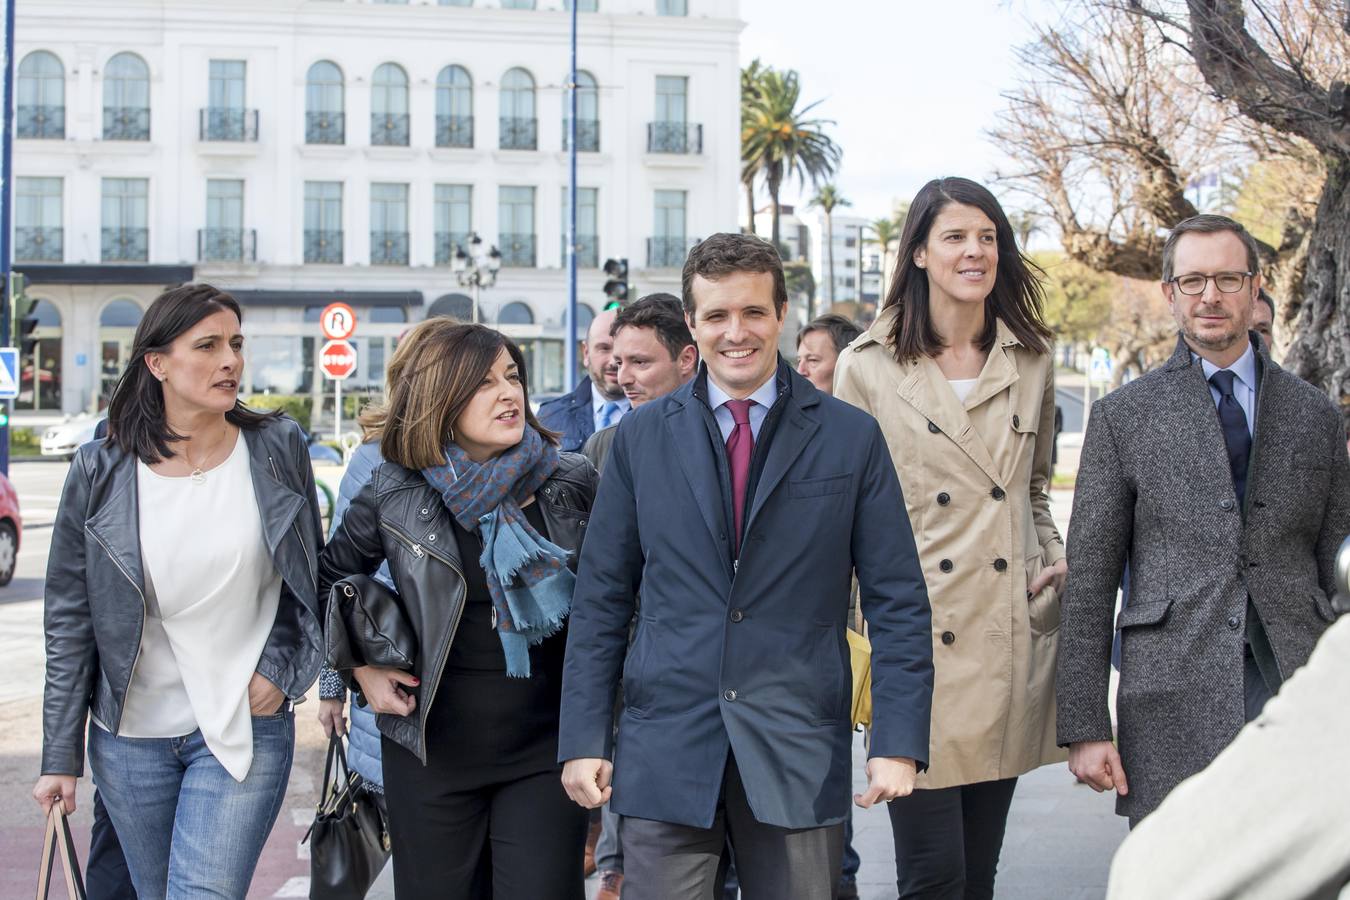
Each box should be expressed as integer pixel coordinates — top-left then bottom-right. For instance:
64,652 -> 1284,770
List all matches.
847,628 -> 872,729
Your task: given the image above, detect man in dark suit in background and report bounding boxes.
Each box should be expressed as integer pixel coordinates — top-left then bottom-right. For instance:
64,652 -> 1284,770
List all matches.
1058,214 -> 1350,825
538,306 -> 629,451
559,233 -> 934,900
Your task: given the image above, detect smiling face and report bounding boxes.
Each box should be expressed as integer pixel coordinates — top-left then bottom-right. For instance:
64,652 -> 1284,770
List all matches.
614,324 -> 697,407
453,347 -> 526,461
914,202 -> 998,308
1162,230 -> 1257,362
687,270 -> 783,399
145,308 -> 244,418
582,308 -> 624,401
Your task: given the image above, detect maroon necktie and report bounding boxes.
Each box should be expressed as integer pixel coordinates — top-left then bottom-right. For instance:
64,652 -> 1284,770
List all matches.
724,399 -> 755,554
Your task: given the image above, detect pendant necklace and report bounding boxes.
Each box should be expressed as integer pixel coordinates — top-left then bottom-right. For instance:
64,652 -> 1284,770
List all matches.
184,425 -> 226,485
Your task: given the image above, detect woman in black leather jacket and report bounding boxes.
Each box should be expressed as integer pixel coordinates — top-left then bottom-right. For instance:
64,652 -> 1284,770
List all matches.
320,321 -> 598,900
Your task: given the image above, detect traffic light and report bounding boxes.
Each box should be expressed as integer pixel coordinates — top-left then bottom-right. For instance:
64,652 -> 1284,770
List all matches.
602,257 -> 630,309
11,275 -> 38,357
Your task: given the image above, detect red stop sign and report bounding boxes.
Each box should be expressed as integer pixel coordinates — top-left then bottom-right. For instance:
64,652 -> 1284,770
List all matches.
320,339 -> 357,380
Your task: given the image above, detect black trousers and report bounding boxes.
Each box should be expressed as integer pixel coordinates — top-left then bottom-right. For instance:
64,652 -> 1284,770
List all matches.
887,778 -> 1018,900
621,755 -> 843,900
88,789 -> 138,900
381,737 -> 587,900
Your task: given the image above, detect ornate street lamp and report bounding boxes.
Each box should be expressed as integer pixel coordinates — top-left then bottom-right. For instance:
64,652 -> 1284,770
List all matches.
452,232 -> 503,324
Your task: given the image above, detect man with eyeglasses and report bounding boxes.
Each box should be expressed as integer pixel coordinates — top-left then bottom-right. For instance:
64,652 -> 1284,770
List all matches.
1056,214 -> 1350,826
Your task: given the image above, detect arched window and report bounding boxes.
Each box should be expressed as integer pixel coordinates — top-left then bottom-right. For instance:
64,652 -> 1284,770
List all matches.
103,53 -> 149,141
499,67 -> 536,150
305,60 -> 344,144
498,301 -> 534,325
428,293 -> 481,322
563,70 -> 598,152
371,63 -> 409,146
436,65 -> 473,148
18,51 -> 65,139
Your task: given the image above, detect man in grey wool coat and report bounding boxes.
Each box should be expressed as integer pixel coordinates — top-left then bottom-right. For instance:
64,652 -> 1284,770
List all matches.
1056,213 -> 1350,825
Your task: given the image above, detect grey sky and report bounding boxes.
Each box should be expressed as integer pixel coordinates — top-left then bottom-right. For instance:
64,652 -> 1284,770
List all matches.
739,0 -> 1056,224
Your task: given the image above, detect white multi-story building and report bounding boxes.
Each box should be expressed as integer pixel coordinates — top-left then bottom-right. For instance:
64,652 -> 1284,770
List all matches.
796,211 -> 882,314
11,0 -> 742,419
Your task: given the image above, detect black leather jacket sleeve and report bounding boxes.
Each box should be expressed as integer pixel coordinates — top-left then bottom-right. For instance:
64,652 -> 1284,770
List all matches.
42,455 -> 98,776
318,475 -> 388,615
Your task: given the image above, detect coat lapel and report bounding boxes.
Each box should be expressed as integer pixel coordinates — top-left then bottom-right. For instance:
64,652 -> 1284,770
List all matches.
1162,335 -> 1245,512
665,387 -> 733,572
743,380 -> 820,533
84,450 -> 146,597
896,358 -> 1005,487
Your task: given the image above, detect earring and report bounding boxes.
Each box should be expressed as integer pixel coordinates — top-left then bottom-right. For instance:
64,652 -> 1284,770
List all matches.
449,426 -> 455,443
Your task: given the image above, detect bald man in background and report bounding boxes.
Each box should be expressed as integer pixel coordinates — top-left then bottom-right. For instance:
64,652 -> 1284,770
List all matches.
538,307 -> 631,451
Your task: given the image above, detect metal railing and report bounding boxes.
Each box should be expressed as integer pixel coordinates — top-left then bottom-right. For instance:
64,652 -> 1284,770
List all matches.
304,229 -> 343,264
103,106 -> 150,141
499,117 -> 537,151
436,114 -> 473,148
200,108 -> 259,142
102,227 -> 149,262
15,226 -> 62,262
563,233 -> 598,268
371,113 -> 410,146
305,111 -> 345,145
647,121 -> 702,154
562,118 -> 599,152
435,230 -> 472,265
499,233 -> 536,267
198,228 -> 257,263
17,105 -> 65,139
371,231 -> 410,265
647,235 -> 697,268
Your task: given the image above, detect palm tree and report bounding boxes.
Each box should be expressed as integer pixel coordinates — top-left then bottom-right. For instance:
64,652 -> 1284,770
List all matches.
870,216 -> 902,299
741,68 -> 841,254
807,184 -> 851,317
740,60 -> 768,232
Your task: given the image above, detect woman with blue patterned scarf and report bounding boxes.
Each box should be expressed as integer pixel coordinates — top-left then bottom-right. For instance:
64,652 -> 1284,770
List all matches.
319,320 -> 599,900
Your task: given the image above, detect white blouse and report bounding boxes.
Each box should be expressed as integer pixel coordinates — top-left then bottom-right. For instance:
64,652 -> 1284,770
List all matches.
116,434 -> 283,782
948,377 -> 979,404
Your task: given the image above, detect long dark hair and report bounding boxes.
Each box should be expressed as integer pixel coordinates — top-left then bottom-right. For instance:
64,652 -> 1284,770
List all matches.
884,177 -> 1052,362
362,320 -> 558,471
107,283 -> 280,463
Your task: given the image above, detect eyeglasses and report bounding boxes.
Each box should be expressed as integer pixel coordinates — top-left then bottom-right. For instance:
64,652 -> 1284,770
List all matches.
1168,272 -> 1253,296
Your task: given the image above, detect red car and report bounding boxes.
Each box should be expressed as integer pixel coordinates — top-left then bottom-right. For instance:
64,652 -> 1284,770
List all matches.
0,471 -> 21,586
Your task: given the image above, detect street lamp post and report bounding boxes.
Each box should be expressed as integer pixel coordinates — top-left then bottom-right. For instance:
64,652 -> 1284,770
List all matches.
452,232 -> 502,324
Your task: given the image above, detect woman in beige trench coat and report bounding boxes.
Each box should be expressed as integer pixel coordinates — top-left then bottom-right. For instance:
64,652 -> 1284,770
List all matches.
834,177 -> 1066,900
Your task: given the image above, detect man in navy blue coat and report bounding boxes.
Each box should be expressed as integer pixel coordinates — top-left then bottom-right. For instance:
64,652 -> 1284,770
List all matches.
560,234 -> 934,900
537,306 -> 630,451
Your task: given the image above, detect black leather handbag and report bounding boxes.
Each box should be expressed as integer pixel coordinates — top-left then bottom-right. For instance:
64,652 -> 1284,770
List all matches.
305,734 -> 391,900
325,575 -> 416,672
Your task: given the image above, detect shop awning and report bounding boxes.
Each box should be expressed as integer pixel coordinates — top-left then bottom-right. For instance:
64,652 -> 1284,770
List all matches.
16,264 -> 196,285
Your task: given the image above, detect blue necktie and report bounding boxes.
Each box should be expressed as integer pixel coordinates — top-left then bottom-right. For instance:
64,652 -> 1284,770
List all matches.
599,401 -> 619,430
1209,370 -> 1251,508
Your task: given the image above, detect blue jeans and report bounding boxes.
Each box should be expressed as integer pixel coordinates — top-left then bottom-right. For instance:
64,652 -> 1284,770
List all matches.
88,711 -> 295,900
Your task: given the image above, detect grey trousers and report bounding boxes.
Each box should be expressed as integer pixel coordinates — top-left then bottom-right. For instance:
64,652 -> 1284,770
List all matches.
621,756 -> 844,900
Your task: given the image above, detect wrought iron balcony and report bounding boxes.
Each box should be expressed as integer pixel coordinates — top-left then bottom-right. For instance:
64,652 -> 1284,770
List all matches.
103,106 -> 150,141
563,234 -> 598,268
304,229 -> 343,264
499,233 -> 536,267
371,113 -> 410,147
436,115 -> 473,148
200,108 -> 259,142
17,105 -> 64,139
15,226 -> 62,262
647,121 -> 702,154
499,117 -> 537,151
371,231 -> 410,265
435,230 -> 472,265
647,236 -> 697,268
198,228 -> 257,263
306,111 -> 345,145
102,227 -> 149,262
561,118 -> 599,152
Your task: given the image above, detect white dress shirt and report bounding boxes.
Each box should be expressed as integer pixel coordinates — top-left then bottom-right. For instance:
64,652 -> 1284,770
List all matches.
707,373 -> 779,443
1196,343 -> 1257,436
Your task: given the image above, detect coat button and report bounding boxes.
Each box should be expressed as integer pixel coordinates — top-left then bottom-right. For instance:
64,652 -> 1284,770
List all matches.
420,507 -> 430,516
427,533 -> 437,542
1219,498 -> 1235,511
927,420 -> 941,434
729,609 -> 744,623
939,559 -> 954,573
937,492 -> 951,506
1227,615 -> 1241,630
993,558 -> 1008,572
941,631 -> 956,645
991,486 -> 1005,501
579,519 -> 588,527
723,689 -> 737,702
1012,414 -> 1021,428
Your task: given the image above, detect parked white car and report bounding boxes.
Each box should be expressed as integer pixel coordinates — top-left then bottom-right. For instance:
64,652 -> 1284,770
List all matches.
40,414 -> 107,459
